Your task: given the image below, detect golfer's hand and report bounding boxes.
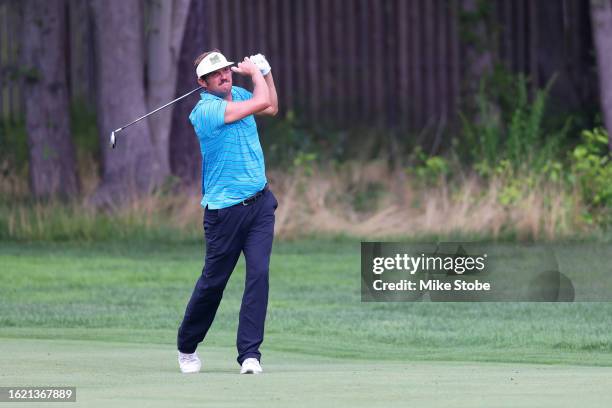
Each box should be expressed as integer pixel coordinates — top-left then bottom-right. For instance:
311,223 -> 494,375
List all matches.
231,57 -> 261,78
249,53 -> 271,76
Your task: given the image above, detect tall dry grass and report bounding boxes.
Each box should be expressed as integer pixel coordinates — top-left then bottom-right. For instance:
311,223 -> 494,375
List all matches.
269,162 -> 584,240
0,160 -> 587,241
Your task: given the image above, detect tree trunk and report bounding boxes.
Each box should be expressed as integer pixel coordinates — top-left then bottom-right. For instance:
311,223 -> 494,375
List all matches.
170,0 -> 205,186
146,0 -> 191,179
590,0 -> 612,150
21,0 -> 79,199
90,0 -> 163,206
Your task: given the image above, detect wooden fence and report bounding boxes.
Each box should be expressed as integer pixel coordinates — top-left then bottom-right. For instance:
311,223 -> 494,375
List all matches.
207,0 -> 463,130
0,0 -> 595,131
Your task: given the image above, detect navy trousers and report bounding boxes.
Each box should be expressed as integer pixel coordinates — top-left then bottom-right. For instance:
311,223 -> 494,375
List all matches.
177,188 -> 277,365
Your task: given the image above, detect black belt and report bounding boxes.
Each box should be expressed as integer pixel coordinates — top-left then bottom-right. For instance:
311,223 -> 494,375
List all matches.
240,184 -> 268,206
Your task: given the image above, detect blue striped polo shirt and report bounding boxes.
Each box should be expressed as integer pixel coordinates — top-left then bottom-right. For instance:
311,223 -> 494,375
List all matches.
189,86 -> 267,209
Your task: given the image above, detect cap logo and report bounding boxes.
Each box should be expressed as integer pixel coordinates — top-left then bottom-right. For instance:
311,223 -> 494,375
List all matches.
209,54 -> 221,64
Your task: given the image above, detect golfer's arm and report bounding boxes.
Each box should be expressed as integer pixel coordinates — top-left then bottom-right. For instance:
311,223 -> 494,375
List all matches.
224,73 -> 270,123
257,73 -> 278,116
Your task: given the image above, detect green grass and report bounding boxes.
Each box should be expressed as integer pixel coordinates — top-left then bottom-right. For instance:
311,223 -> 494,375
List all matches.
2,238 -> 612,406
1,239 -> 612,367
2,338 -> 612,408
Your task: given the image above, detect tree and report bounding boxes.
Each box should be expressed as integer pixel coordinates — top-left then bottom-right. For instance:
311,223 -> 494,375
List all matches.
146,0 -> 191,179
170,0 -> 206,185
590,0 -> 612,150
90,0 -> 162,205
21,0 -> 79,198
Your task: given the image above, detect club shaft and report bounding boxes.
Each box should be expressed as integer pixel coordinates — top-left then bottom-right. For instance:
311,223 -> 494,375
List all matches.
116,86 -> 203,132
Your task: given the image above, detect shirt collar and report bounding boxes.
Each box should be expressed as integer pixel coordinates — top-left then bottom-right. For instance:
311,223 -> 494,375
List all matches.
200,88 -> 234,101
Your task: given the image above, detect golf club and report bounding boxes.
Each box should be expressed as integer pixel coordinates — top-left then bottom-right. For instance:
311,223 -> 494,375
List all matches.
109,86 -> 203,148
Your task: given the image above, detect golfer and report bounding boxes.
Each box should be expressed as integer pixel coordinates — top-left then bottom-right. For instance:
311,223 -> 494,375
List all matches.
177,50 -> 278,374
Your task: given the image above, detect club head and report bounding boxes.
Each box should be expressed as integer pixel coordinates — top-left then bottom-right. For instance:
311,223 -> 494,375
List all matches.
110,131 -> 116,149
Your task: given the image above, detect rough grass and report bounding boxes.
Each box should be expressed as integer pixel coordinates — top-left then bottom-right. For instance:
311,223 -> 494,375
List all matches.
269,163 -> 586,239
0,161 -> 596,242
1,239 -> 612,366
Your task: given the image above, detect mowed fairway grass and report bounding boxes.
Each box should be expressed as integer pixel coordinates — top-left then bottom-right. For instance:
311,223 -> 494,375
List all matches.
1,239 -> 612,407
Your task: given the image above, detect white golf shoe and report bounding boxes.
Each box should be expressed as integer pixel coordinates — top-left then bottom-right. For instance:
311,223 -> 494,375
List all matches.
240,358 -> 263,374
178,351 -> 201,374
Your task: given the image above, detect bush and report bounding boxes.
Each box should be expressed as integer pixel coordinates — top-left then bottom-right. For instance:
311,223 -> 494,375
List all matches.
571,126 -> 612,224
460,73 -> 570,177
258,111 -> 316,169
408,146 -> 451,186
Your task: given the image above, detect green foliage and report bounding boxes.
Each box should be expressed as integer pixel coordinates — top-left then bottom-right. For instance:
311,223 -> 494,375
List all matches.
571,127 -> 612,224
259,110 -> 316,168
461,74 -> 569,178
292,151 -> 317,176
0,100 -> 99,182
0,118 -> 29,175
492,160 -> 524,206
260,112 -> 395,169
409,146 -> 451,185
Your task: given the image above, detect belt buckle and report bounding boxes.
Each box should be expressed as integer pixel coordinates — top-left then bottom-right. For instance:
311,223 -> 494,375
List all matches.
242,189 -> 263,206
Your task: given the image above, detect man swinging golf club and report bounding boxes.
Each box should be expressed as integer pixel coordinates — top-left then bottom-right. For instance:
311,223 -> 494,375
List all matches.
177,50 -> 278,374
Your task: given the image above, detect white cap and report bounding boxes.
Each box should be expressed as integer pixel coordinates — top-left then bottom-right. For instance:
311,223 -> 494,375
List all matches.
196,52 -> 234,78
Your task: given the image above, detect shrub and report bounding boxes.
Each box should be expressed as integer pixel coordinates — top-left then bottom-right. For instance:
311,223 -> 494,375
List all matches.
571,127 -> 612,224
461,74 -> 569,177
408,146 -> 451,186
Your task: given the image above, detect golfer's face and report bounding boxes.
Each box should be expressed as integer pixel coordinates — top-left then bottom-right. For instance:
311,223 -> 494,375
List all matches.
206,66 -> 232,96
